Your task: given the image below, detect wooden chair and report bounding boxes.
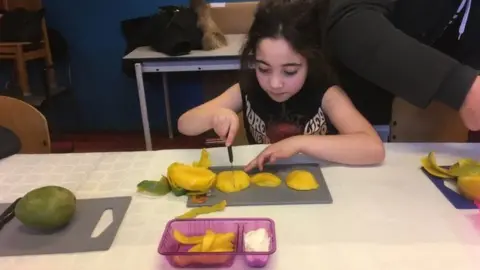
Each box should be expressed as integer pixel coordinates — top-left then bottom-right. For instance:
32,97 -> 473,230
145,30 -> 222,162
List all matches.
0,95 -> 51,153
0,0 -> 57,97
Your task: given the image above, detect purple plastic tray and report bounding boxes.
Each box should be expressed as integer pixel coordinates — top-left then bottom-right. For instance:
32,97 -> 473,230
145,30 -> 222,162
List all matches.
158,218 -> 277,268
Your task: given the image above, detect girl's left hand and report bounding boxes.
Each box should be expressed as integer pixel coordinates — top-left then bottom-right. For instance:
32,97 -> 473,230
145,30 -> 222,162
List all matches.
244,136 -> 303,172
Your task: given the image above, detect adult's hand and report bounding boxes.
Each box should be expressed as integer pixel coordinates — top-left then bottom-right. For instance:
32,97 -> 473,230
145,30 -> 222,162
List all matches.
460,76 -> 480,131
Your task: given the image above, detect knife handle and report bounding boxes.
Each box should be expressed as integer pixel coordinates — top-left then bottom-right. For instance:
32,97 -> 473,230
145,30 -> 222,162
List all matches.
0,197 -> 21,230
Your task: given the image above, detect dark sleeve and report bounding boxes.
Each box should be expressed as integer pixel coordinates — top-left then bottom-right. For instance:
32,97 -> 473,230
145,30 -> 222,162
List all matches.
327,0 -> 479,110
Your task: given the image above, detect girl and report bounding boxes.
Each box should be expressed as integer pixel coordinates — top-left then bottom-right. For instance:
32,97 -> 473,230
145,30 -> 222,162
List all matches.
178,0 -> 385,171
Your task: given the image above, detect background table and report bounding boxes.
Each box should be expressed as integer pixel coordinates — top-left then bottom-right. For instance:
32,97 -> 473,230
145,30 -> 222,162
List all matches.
0,143 -> 479,269
123,34 -> 246,150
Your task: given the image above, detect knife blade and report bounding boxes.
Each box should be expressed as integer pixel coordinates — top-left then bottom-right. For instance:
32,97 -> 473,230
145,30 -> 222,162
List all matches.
0,197 -> 21,231
227,145 -> 234,169
227,145 -> 236,188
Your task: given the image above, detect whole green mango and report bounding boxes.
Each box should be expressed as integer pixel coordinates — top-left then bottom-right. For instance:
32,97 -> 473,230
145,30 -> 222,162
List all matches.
15,186 -> 76,231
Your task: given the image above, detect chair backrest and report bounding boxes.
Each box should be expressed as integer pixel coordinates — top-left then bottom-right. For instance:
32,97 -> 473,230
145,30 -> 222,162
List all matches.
0,0 -> 49,49
0,96 -> 51,153
210,1 -> 258,34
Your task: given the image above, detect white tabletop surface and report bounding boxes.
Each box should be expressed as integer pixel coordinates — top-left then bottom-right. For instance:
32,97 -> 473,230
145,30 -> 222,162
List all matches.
123,34 -> 246,60
1,143 -> 480,269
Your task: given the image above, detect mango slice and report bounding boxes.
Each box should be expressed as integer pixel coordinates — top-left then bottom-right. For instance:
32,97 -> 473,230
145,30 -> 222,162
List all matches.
167,162 -> 216,193
286,170 -> 319,191
250,172 -> 281,187
176,200 -> 227,219
173,230 -> 204,245
457,175 -> 480,201
216,170 -> 250,193
201,229 -> 216,251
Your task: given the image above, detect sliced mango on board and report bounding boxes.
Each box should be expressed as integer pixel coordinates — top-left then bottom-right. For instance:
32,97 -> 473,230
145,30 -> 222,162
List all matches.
251,172 -> 282,187
216,171 -> 250,193
286,170 -> 319,191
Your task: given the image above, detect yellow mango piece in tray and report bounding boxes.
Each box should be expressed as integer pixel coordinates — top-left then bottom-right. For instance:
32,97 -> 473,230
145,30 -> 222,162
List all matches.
172,228 -> 236,253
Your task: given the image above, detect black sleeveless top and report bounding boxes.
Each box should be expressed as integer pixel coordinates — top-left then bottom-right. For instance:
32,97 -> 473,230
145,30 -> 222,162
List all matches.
240,71 -> 337,144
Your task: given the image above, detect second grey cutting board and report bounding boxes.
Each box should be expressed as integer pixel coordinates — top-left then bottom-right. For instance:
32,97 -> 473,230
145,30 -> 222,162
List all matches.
187,162 -> 333,207
0,196 -> 132,257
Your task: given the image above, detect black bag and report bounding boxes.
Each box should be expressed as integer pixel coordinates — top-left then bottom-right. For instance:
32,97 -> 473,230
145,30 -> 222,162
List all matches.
147,5 -> 203,56
0,8 -> 45,43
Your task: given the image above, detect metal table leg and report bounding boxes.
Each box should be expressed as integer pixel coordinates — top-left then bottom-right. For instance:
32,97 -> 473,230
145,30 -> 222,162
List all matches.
135,63 -> 153,151
162,73 -> 174,139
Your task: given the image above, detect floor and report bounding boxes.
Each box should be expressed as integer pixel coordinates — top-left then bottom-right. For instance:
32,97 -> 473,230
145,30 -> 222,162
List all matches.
51,132 -> 210,153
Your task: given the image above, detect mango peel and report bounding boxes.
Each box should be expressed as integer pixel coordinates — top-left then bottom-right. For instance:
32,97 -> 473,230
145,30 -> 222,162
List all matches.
421,152 -> 454,179
421,152 -> 480,179
421,151 -> 480,202
192,149 -> 212,168
136,176 -> 171,196
176,200 -> 227,219
136,148 -> 214,197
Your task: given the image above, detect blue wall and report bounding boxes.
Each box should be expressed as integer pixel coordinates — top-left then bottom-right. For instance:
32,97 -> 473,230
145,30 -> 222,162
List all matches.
1,0 -> 243,132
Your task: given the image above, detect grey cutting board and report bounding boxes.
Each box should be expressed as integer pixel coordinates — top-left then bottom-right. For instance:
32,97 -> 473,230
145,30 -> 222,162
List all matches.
0,196 -> 132,257
186,161 -> 333,207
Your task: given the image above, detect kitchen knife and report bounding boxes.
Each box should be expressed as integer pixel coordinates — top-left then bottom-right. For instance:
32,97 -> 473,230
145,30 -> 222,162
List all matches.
0,197 -> 21,231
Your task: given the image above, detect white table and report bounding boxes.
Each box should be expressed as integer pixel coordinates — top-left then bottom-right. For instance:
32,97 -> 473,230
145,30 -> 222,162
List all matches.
123,34 -> 247,150
1,143 -> 479,269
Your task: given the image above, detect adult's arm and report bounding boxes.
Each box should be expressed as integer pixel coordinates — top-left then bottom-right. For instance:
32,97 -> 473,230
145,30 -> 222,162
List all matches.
327,0 -> 479,111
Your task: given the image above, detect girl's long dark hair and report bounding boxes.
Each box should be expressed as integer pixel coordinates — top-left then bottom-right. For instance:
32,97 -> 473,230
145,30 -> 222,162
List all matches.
240,0 -> 337,94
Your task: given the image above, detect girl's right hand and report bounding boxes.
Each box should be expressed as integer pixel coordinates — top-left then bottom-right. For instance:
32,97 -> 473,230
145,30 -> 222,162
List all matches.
211,108 -> 239,146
